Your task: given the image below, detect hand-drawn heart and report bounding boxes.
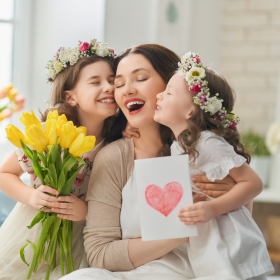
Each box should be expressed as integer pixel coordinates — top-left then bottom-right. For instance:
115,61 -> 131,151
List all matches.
145,182 -> 183,217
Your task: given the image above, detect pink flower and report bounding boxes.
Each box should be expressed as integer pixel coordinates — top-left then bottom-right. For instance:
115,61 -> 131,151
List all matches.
190,82 -> 202,93
1,109 -> 12,118
79,42 -> 90,52
192,57 -> 201,64
22,154 -> 28,163
0,88 -> 8,99
111,49 -> 114,54
215,115 -> 221,120
229,121 -> 237,130
74,174 -> 85,186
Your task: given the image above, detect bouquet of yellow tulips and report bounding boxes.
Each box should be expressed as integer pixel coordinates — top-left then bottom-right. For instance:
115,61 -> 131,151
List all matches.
5,110 -> 96,280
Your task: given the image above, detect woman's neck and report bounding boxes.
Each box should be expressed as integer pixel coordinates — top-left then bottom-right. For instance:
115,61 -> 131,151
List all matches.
78,112 -> 105,145
133,122 -> 162,159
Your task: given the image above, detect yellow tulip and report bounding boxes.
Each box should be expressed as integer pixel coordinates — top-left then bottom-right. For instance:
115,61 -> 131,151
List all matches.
45,119 -> 55,137
25,124 -> 48,152
7,88 -> 18,101
5,124 -> 31,148
4,83 -> 13,92
48,121 -> 59,146
47,110 -> 59,121
20,110 -> 43,130
56,114 -> 67,132
76,126 -> 87,136
60,121 -> 77,149
69,134 -> 96,157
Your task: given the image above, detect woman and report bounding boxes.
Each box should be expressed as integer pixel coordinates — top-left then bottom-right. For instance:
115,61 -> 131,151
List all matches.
61,44 -> 251,280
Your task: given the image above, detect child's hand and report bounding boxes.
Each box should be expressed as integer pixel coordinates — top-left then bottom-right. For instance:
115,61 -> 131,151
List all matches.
178,201 -> 216,225
29,185 -> 59,210
122,123 -> 140,139
50,194 -> 88,221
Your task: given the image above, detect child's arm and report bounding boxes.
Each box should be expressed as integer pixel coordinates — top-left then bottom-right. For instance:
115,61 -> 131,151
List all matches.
0,150 -> 59,209
178,163 -> 262,225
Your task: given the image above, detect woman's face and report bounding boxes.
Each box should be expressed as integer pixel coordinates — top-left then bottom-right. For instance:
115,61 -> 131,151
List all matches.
154,71 -> 196,136
114,54 -> 166,129
66,61 -> 117,119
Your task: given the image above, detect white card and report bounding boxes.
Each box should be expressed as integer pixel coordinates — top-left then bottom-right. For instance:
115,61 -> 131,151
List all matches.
134,154 -> 198,241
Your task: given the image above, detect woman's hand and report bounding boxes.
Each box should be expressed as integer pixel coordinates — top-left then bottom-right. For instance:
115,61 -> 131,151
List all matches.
122,123 -> 140,139
192,175 -> 235,198
29,185 -> 59,210
50,194 -> 88,221
178,201 -> 216,225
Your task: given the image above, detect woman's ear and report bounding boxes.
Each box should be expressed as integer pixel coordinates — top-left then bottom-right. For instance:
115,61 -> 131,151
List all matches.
65,91 -> 78,107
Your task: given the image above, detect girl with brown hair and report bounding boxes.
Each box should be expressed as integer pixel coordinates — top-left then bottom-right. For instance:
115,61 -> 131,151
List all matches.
0,40 -> 118,279
154,52 -> 274,279
61,45 -> 247,280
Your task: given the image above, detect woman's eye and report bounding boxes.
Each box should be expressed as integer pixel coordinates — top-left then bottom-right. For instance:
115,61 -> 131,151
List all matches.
116,84 -> 124,88
137,78 -> 147,82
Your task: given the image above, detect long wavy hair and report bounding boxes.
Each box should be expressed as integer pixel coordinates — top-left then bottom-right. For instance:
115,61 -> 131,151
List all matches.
40,56 -> 116,142
107,44 -> 180,155
177,68 -> 251,163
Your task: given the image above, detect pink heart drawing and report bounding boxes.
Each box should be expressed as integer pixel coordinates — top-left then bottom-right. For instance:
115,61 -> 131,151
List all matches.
145,182 -> 183,217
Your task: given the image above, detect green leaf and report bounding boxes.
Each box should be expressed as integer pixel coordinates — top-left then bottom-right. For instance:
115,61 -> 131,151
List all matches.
67,221 -> 74,272
60,164 -> 84,196
71,155 -> 85,164
63,149 -> 69,161
20,139 -> 33,160
45,218 -> 61,262
20,243 -> 30,266
44,174 -> 51,187
57,170 -> 65,193
50,137 -> 59,163
58,231 -> 64,276
37,152 -> 47,167
56,153 -> 62,175
63,156 -> 78,173
27,211 -> 45,229
32,151 -> 45,185
50,163 -> 57,187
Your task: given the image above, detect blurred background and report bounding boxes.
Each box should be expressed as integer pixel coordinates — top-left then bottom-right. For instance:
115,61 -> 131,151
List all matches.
1,0 -> 280,276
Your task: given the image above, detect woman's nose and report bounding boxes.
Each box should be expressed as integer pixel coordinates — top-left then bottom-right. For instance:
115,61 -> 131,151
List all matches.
123,84 -> 136,96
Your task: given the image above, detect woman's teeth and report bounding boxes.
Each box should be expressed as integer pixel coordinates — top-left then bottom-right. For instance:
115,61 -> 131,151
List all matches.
99,99 -> 115,103
126,101 -> 145,109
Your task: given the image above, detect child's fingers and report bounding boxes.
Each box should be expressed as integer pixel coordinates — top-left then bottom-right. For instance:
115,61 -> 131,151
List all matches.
178,210 -> 199,218
51,202 -> 73,209
179,205 -> 197,213
39,185 -> 59,196
39,199 -> 53,208
41,208 -> 52,212
180,216 -> 202,223
57,196 -> 75,203
40,193 -> 58,203
56,214 -> 74,220
184,221 -> 204,226
51,207 -> 73,214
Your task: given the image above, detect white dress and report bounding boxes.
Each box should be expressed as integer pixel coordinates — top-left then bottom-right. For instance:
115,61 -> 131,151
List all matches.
171,131 -> 274,280
0,140 -> 104,280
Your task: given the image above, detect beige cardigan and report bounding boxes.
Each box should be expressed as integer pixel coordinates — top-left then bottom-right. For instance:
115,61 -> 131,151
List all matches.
84,137 -> 135,271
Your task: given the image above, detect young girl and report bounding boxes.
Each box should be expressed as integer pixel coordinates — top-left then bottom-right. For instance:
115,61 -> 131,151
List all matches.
154,52 -> 274,280
0,39 -> 118,280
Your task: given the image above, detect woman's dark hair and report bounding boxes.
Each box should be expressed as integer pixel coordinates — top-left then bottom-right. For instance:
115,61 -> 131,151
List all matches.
177,68 -> 251,163
40,56 -> 116,141
107,44 -> 181,155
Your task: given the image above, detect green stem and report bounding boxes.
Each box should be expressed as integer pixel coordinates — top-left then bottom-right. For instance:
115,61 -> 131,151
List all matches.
67,221 -> 74,272
58,233 -> 64,276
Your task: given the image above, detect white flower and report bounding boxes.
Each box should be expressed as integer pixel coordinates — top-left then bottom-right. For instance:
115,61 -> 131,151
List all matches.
185,66 -> 206,83
53,61 -> 64,73
69,48 -> 80,65
96,43 -> 110,57
58,47 -> 71,63
206,97 -> 223,114
266,122 -> 280,155
48,68 -> 57,79
181,51 -> 192,63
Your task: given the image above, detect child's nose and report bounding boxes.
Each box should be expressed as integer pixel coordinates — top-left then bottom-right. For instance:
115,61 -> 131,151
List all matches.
156,92 -> 163,100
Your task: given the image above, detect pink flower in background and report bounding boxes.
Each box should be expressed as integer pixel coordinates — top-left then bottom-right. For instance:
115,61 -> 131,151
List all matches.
111,49 -> 114,54
13,95 -> 26,112
0,88 -> 8,99
1,109 -> 12,118
79,42 -> 90,52
190,82 -> 202,93
74,174 -> 84,186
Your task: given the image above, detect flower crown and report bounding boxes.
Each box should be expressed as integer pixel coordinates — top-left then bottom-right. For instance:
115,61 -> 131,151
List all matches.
178,52 -> 240,129
46,39 -> 115,83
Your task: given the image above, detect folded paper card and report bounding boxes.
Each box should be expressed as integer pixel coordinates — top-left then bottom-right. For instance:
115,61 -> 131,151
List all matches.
134,154 -> 198,241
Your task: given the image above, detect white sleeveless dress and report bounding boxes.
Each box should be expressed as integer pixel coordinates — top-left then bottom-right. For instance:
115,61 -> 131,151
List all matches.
170,131 -> 274,280
0,140 -> 104,280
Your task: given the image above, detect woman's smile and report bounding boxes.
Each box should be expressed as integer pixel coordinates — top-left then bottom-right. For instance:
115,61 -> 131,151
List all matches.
125,98 -> 146,115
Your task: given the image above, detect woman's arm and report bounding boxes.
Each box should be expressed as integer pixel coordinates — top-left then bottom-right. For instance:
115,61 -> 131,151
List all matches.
192,174 -> 253,215
180,163 -> 262,224
0,150 -> 58,209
